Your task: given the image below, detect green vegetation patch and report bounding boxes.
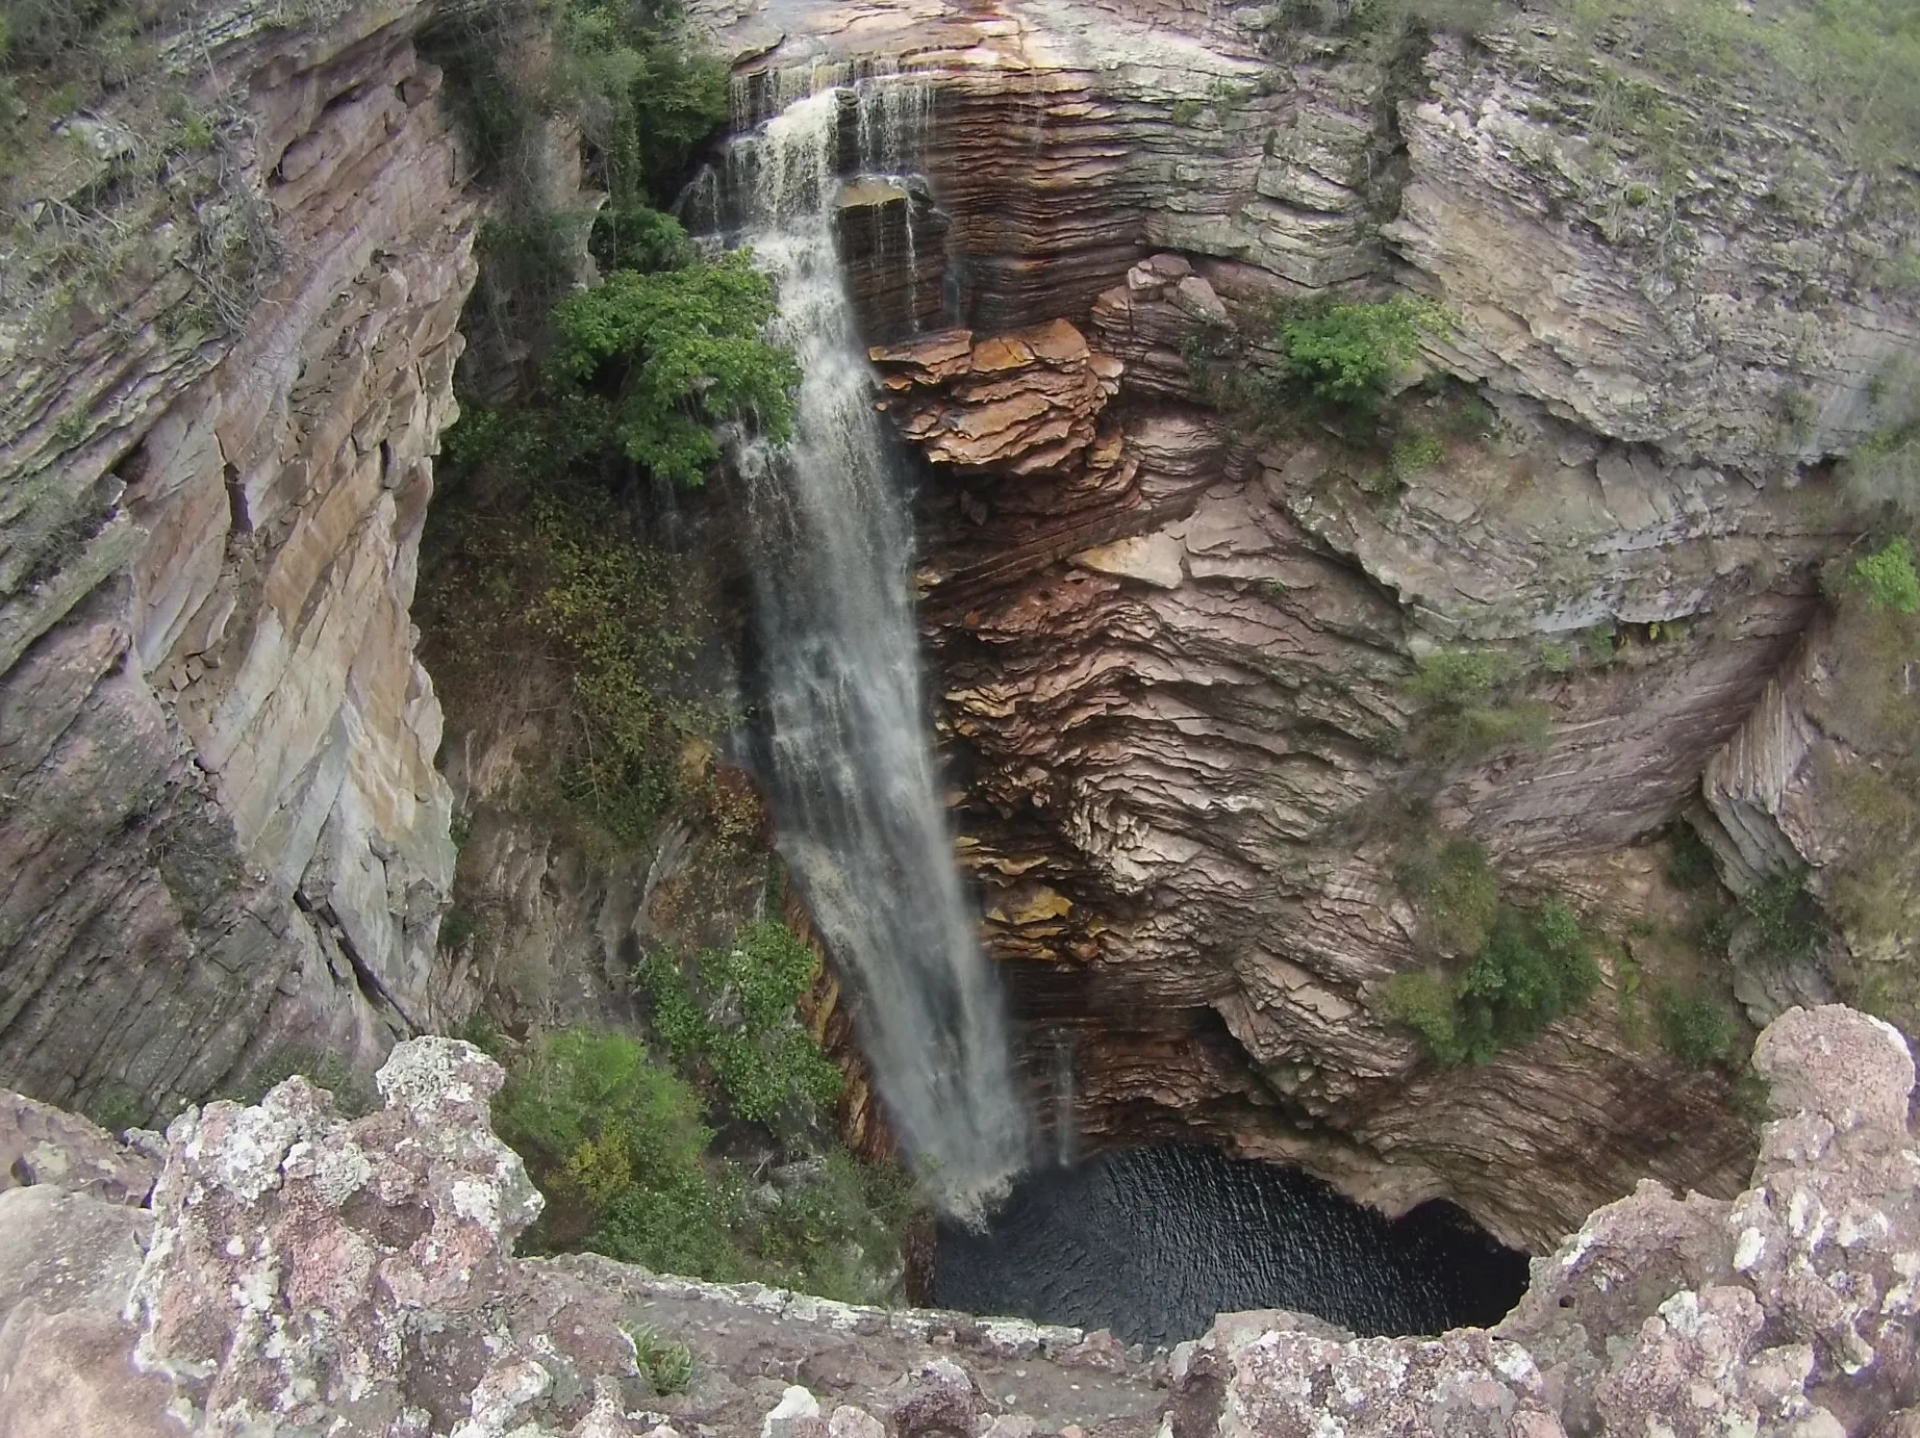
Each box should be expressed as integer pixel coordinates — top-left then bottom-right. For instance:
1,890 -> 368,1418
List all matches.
623,1325 -> 695,1395
1275,296 -> 1449,409
491,1023 -> 907,1301
1851,537 -> 1920,615
549,252 -> 800,486
1739,872 -> 1821,965
1383,899 -> 1600,1066
636,920 -> 844,1126
1403,647 -> 1552,762
1396,832 -> 1500,957
1654,984 -> 1736,1068
418,467 -> 725,850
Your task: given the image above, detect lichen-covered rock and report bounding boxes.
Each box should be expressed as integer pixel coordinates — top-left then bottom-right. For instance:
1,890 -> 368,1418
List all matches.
0,1090 -> 158,1205
2,1008 -> 1919,1434
0,1185 -> 168,1438
128,1039 -> 542,1435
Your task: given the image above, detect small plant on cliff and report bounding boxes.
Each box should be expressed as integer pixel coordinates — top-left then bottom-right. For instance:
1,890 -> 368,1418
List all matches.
1851,536 -> 1920,615
1654,984 -> 1736,1068
635,920 -> 843,1125
1665,825 -> 1719,890
1274,295 -> 1449,410
1403,648 -> 1552,762
1383,899 -> 1599,1066
622,1325 -> 695,1395
1739,872 -> 1821,964
1396,832 -> 1500,956
1451,900 -> 1598,1064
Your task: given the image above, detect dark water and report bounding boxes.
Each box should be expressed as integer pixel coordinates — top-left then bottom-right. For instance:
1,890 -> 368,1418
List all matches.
932,1147 -> 1530,1347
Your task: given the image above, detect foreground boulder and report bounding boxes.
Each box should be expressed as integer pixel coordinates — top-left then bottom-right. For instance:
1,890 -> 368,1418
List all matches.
2,1008 -> 1919,1434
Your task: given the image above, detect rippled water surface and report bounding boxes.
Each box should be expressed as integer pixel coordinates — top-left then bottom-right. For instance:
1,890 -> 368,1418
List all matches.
933,1147 -> 1530,1347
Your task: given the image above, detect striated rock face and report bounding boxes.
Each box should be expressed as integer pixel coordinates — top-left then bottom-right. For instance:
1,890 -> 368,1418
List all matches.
4,1006 -> 1920,1435
698,0 -> 1920,1249
856,302 -> 1821,1247
0,0 -> 478,1117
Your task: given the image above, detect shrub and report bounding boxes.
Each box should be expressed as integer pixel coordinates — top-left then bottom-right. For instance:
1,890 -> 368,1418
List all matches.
490,1026 -> 906,1298
1407,649 -> 1504,708
1448,901 -> 1599,1064
1274,295 -> 1449,409
635,921 -> 844,1125
1390,432 -> 1445,481
1740,872 -> 1820,963
492,1028 -> 726,1262
1851,537 -> 1920,615
1842,426 -> 1920,520
1381,972 -> 1468,1066
548,251 -> 801,486
1665,825 -> 1718,890
1396,834 -> 1500,956
1654,985 -> 1735,1067
589,204 -> 695,275
553,0 -> 728,207
1404,649 -> 1551,762
1385,900 -> 1599,1066
439,906 -> 480,950
748,1151 -> 918,1302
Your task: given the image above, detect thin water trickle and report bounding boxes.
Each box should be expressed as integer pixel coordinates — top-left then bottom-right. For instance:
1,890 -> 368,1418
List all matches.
717,72 -> 1030,1213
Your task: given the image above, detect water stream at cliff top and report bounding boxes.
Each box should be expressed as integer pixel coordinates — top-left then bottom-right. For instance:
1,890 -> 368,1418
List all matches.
714,76 -> 1031,1210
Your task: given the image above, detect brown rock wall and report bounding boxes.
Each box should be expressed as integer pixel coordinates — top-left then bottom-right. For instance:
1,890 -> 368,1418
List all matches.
0,0 -> 477,1117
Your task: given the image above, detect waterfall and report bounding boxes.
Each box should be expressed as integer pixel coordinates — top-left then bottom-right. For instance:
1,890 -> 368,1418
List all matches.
718,74 -> 1031,1211
1051,1031 -> 1077,1169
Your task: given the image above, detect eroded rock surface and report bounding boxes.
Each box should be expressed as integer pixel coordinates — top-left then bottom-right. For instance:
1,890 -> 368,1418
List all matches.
0,0 -> 476,1119
2,1007 -> 1919,1435
695,0 -> 1919,1250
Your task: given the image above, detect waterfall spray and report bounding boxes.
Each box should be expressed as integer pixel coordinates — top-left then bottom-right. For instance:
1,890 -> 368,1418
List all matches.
718,73 -> 1030,1212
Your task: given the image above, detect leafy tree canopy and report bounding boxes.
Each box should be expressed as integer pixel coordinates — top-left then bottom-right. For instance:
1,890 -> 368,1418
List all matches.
549,250 -> 800,486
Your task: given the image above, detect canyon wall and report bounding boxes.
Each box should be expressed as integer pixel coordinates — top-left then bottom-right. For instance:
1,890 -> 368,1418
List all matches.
0,0 -> 477,1120
2,0 -> 1914,1265
704,0 -> 1920,1248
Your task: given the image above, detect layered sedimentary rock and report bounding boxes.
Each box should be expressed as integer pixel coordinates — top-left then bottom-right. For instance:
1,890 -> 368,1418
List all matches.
0,0 -> 477,1118
701,0 -> 1920,1248
885,307 -> 1795,1246
4,1006 -> 1919,1436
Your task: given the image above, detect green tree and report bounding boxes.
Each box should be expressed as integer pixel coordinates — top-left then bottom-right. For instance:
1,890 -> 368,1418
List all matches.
555,0 -> 729,208
590,204 -> 696,275
636,921 -> 843,1125
1450,901 -> 1597,1064
1385,899 -> 1599,1066
1852,537 -> 1920,615
549,251 -> 800,486
1276,296 -> 1449,408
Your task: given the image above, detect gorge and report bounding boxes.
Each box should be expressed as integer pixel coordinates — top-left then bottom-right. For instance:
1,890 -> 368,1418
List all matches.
2,0 -> 1919,1427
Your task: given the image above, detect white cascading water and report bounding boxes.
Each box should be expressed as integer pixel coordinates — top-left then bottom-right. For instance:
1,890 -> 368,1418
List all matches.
720,75 -> 1031,1211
